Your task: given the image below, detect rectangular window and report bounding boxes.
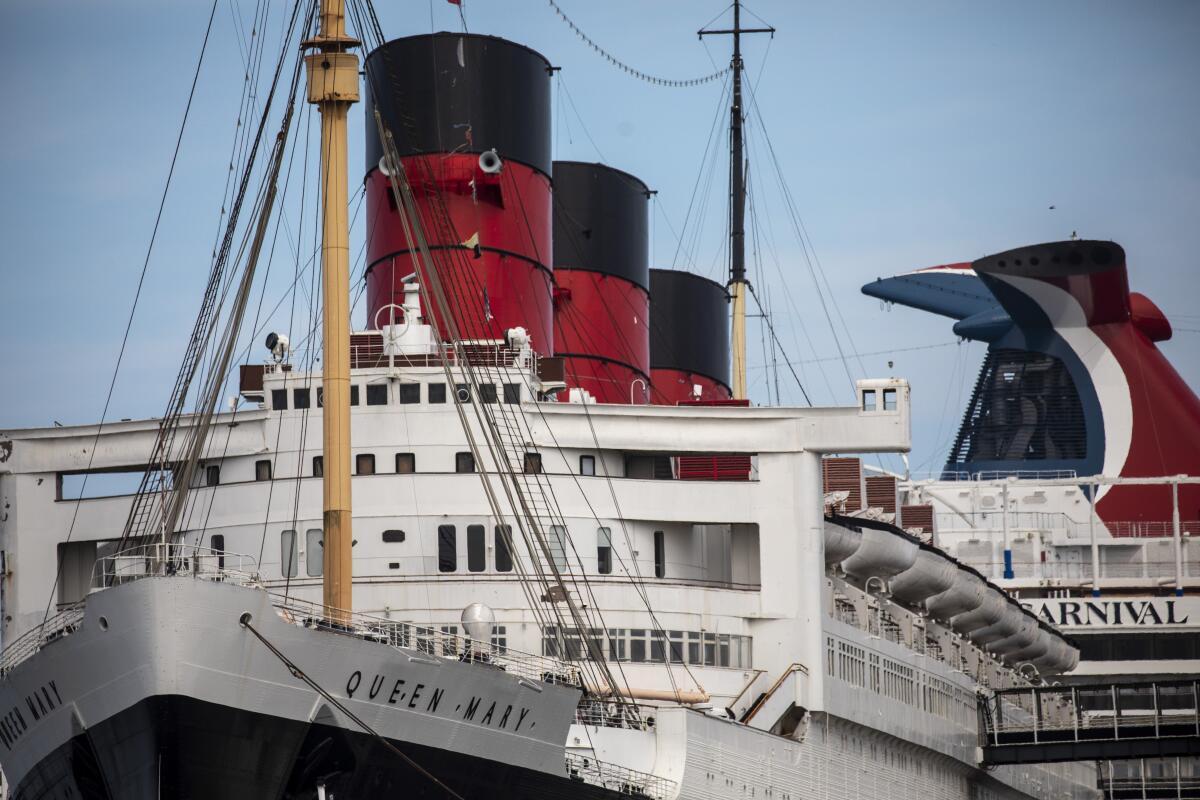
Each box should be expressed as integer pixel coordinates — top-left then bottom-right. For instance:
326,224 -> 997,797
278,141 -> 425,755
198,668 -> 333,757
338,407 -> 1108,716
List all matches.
428,383 -> 446,404
438,525 -> 457,572
608,629 -> 627,662
579,455 -> 596,476
455,384 -> 470,403
687,631 -> 701,664
523,452 -> 542,474
312,456 -> 323,477
862,389 -> 877,412
455,451 -> 475,474
306,529 -> 323,576
293,388 -> 311,409
630,629 -> 647,663
479,384 -> 498,403
205,464 -> 220,487
494,525 -> 513,572
503,383 -> 521,404
271,388 -> 288,410
650,631 -> 666,663
280,530 -> 297,577
366,384 -> 388,406
211,534 -> 225,570
395,452 -> 415,474
597,527 -> 612,574
350,385 -> 360,406
399,383 -> 420,404
668,630 -> 685,664
256,460 -> 273,481
467,524 -> 486,572
491,625 -> 508,654
382,529 -> 406,543
550,524 -> 568,571
356,453 -> 376,475
883,388 -> 898,411
653,529 -> 665,578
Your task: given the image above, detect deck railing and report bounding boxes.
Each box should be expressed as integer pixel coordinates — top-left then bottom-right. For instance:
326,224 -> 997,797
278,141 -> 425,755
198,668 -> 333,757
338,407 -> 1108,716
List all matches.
269,594 -> 582,688
565,753 -> 676,799
0,604 -> 85,678
982,680 -> 1200,746
91,542 -> 261,590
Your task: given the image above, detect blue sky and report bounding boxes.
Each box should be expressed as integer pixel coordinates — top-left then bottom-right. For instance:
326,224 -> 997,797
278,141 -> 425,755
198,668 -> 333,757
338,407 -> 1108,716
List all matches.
1,0 -> 1198,474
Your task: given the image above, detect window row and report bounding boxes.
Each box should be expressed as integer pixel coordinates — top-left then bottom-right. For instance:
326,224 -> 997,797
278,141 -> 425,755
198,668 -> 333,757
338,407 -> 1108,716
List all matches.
278,528 -> 323,578
204,453 -> 612,486
824,635 -> 974,725
437,524 -> 515,573
542,626 -> 752,669
270,523 -> 665,579
270,381 -> 522,411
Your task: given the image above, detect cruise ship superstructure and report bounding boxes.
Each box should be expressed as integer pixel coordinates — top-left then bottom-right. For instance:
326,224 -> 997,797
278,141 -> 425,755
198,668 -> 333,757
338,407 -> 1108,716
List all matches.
862,239 -> 1200,795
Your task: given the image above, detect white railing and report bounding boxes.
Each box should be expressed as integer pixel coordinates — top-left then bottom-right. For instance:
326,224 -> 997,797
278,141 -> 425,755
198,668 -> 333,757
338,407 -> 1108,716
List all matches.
960,557 -> 1198,582
565,753 -> 677,800
971,469 -> 1079,481
0,604 -> 85,678
92,542 -> 261,590
270,594 -> 582,687
574,700 -> 653,731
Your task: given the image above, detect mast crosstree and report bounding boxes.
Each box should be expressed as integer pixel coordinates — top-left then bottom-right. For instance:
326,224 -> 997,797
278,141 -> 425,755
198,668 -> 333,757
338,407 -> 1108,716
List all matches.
700,0 -> 772,400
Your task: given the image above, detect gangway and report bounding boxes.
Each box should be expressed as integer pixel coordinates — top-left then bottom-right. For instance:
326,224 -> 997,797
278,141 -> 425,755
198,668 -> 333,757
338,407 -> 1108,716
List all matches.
980,680 -> 1200,765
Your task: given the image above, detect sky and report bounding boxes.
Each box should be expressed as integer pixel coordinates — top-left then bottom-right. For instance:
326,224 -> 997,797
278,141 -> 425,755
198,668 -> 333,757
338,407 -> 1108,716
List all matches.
1,0 -> 1198,474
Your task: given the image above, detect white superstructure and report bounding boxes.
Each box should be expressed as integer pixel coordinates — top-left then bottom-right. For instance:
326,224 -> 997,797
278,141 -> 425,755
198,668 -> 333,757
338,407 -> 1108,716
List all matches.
0,324 -> 1101,799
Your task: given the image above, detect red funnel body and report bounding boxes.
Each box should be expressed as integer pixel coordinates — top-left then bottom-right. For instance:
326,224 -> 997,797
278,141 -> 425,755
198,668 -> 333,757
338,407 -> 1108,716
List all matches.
365,157 -> 552,348
363,34 -> 554,352
552,162 -> 650,403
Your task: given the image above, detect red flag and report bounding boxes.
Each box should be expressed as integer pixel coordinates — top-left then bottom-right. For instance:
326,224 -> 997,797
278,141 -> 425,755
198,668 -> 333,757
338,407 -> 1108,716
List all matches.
446,0 -> 461,4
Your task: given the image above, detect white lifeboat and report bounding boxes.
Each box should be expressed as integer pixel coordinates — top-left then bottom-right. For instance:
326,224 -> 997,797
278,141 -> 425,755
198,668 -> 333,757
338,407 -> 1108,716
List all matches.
889,549 -> 957,606
950,586 -> 1008,635
925,568 -> 987,620
823,521 -> 863,567
967,595 -> 1025,645
840,526 -> 918,581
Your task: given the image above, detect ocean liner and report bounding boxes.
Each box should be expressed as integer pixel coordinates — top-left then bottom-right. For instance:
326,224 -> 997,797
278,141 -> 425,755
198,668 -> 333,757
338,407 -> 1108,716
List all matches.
0,1 -> 1185,798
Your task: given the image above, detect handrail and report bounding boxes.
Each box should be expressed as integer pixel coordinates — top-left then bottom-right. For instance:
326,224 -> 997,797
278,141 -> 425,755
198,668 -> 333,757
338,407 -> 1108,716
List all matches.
0,604 -> 85,678
269,593 -> 582,688
91,542 -> 261,589
981,679 -> 1200,747
564,752 -> 677,800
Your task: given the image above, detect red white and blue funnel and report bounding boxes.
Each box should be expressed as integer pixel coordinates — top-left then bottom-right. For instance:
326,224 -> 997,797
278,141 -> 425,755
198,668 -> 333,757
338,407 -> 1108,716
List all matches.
863,239 -> 1200,532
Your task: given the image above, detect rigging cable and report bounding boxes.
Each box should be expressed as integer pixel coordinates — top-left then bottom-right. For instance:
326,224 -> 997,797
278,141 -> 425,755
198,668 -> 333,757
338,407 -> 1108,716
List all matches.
240,615 -> 465,799
40,0 -> 222,626
545,0 -> 729,88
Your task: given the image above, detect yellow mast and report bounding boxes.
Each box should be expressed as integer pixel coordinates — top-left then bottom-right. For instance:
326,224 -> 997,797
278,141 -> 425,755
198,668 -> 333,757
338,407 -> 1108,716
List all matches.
304,0 -> 359,624
730,283 -> 747,399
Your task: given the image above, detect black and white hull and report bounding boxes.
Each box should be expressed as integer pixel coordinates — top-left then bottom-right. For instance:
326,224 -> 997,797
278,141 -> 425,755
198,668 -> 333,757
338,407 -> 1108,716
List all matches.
0,576 -> 635,800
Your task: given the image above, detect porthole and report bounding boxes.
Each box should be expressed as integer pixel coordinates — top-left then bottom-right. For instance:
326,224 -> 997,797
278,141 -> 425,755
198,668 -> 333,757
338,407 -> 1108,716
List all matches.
98,615 -> 109,631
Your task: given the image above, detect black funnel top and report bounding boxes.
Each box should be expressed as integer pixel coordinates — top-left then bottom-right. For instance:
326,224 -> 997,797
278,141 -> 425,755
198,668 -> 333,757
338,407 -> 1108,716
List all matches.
364,33 -> 552,176
649,268 -> 730,387
552,162 -> 650,291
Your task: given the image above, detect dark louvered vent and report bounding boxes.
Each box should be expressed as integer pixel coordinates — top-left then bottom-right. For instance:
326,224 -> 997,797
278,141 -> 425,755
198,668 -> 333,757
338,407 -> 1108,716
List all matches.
946,348 -> 1087,469
823,457 -> 864,510
864,475 -> 898,513
899,504 -> 934,535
